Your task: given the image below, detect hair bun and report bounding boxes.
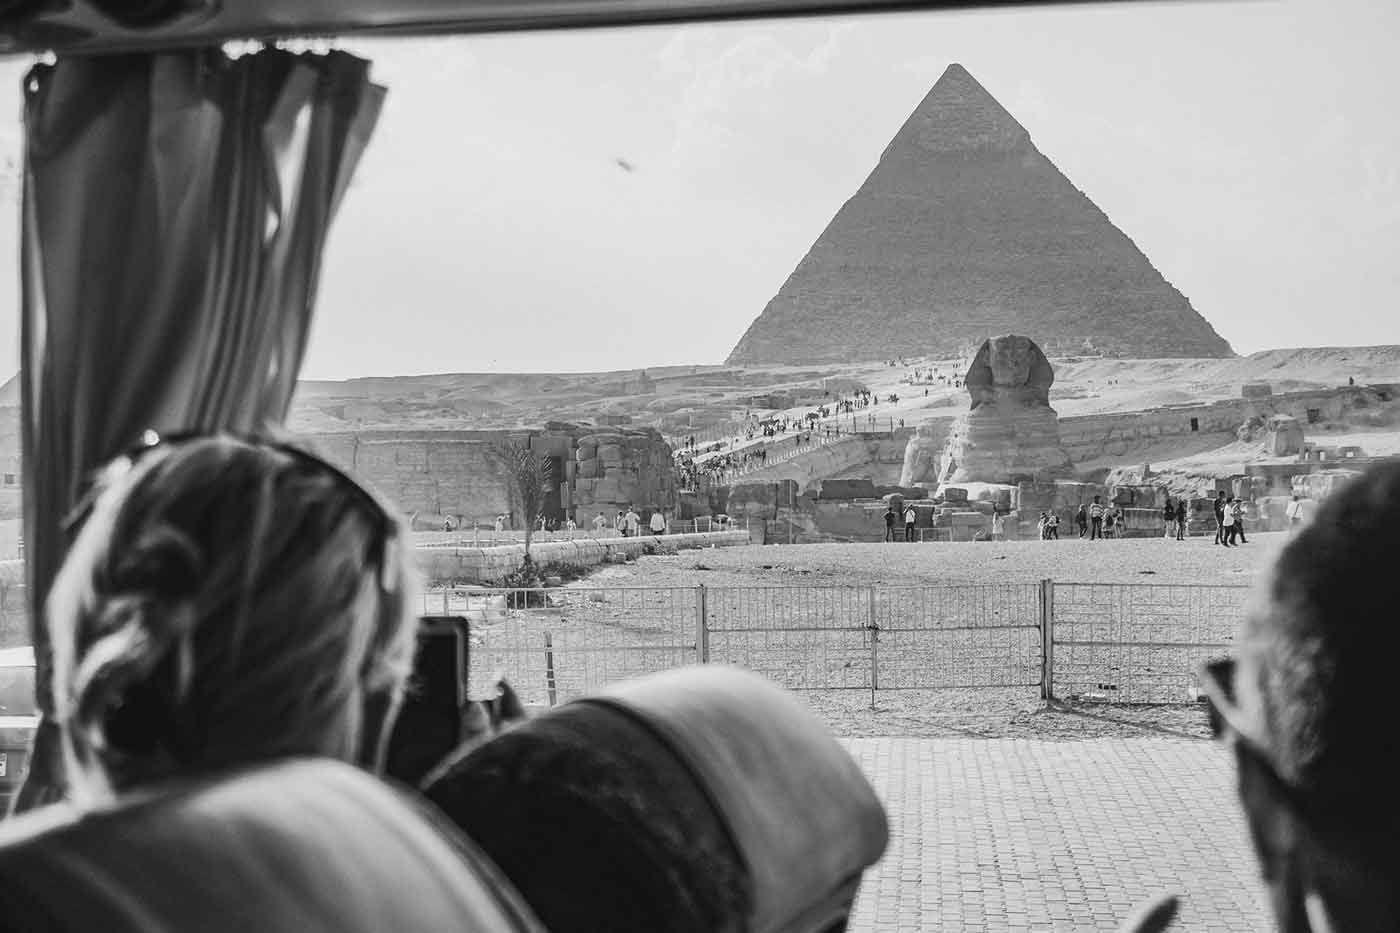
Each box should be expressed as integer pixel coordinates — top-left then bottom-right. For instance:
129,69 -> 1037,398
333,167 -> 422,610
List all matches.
107,523 -> 205,605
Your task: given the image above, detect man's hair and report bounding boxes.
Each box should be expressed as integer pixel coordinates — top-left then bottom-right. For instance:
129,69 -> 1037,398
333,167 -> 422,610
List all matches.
47,436 -> 418,803
1245,461 -> 1400,821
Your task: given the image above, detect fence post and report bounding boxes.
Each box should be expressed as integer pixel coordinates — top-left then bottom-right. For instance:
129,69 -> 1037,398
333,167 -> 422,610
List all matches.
695,585 -> 710,664
442,588 -> 451,615
867,586 -> 879,710
544,632 -> 558,707
1040,578 -> 1055,703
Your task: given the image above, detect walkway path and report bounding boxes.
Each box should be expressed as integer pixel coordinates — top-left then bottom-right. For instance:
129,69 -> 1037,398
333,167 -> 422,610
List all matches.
844,737 -> 1271,932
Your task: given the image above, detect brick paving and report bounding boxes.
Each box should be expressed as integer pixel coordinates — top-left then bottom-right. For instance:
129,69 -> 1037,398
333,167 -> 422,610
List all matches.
843,738 -> 1273,932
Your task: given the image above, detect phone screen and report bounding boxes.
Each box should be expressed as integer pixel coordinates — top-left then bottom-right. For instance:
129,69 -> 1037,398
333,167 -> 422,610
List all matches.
381,616 -> 470,787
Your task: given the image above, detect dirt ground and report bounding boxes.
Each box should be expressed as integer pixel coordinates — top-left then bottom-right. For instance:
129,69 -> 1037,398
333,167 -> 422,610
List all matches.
554,534 -> 1288,741
582,531 -> 1288,589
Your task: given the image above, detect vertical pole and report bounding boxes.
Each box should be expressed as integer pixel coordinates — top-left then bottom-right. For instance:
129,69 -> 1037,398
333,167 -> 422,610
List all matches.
442,588 -> 450,616
868,586 -> 879,710
1040,578 -> 1055,703
544,632 -> 558,707
788,482 -> 794,546
695,584 -> 710,664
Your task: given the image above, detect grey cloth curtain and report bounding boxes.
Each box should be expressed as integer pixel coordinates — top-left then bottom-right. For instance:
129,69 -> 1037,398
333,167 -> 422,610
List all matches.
15,49 -> 384,810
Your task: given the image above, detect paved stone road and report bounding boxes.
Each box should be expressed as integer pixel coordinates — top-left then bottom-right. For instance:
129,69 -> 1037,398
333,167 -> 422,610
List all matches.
844,738 -> 1274,932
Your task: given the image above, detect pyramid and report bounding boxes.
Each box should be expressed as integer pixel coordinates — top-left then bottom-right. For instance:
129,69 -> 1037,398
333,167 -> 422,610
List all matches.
726,64 -> 1233,365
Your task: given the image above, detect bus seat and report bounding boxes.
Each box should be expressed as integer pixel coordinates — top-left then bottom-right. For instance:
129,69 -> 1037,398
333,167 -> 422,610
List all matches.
585,665 -> 889,933
424,665 -> 887,933
0,757 -> 542,933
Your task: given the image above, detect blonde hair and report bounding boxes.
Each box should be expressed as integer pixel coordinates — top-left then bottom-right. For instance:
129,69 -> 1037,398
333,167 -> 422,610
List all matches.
46,435 -> 418,804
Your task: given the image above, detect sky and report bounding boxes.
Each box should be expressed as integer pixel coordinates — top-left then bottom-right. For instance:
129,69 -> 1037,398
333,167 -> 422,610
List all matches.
0,0 -> 1397,380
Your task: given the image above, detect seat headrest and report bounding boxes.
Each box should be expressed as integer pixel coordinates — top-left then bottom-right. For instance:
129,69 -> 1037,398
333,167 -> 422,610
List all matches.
0,758 -> 542,933
424,700 -> 751,933
580,665 -> 888,933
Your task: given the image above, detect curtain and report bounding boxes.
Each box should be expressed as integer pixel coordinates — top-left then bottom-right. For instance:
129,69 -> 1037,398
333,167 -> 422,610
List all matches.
14,48 -> 384,811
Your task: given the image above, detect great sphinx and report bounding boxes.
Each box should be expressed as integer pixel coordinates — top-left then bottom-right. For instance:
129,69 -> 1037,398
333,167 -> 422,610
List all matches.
904,335 -> 1073,487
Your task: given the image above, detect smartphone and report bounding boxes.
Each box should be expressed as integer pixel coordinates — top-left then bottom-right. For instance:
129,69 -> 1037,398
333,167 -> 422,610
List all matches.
381,615 -> 471,787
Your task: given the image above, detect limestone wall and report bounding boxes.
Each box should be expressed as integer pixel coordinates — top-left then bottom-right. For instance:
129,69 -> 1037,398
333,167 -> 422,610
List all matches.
309,426 -> 678,527
572,430 -> 678,517
1056,387 -> 1383,465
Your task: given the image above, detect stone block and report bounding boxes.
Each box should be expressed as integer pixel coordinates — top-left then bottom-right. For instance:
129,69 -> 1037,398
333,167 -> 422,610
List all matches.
812,478 -> 878,500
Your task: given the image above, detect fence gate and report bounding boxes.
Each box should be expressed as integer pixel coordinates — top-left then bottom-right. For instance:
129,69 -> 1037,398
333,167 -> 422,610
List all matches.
872,584 -> 1044,690
703,586 -> 874,693
1051,583 -> 1246,703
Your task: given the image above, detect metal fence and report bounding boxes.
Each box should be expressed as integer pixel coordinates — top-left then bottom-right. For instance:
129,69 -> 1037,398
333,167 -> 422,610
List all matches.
1051,583 -> 1246,703
422,581 -> 1246,707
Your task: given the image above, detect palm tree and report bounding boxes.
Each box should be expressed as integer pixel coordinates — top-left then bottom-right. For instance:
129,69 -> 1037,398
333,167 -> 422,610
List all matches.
499,443 -> 553,584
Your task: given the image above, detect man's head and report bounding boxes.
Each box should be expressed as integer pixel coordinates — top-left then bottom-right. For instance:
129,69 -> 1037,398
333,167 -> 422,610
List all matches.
1218,491 -> 1227,499
1205,462 -> 1400,929
1093,496 -> 1101,504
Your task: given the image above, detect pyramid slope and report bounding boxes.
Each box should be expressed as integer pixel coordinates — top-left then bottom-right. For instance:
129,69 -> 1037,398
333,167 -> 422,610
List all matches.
727,64 -> 1233,365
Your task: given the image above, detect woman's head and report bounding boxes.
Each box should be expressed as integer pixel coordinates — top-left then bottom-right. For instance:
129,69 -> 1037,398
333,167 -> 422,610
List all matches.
47,434 -> 418,803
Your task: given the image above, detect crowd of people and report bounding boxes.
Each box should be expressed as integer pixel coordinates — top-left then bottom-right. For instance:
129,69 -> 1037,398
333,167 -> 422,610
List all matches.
675,387 -> 917,490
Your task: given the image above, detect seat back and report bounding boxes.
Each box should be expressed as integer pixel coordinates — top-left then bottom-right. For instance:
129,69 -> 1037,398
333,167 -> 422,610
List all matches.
584,665 -> 889,933
0,758 -> 542,933
423,699 -> 751,933
425,665 -> 887,933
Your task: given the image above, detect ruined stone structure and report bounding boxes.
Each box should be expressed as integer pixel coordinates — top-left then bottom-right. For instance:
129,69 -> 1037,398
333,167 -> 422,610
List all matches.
1264,415 -> 1305,456
929,336 -> 1073,486
309,424 -> 677,528
898,418 -> 954,488
727,64 -> 1233,365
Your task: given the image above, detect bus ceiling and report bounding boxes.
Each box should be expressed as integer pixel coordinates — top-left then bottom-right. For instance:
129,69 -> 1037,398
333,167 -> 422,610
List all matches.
2,0 -> 1166,56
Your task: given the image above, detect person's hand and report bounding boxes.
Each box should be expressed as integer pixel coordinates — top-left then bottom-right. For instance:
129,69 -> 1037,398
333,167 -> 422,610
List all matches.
1116,893 -> 1179,933
458,676 -> 530,751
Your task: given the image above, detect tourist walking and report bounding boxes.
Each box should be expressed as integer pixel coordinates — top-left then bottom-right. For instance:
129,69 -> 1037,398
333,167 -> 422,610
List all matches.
1088,496 -> 1105,540
1220,497 -> 1237,547
1213,491 -> 1227,545
1175,500 -> 1187,540
1230,498 -> 1248,544
1075,503 -> 1088,538
1037,512 -> 1048,540
624,507 -> 641,538
1046,512 -> 1060,540
649,509 -> 667,536
883,504 -> 897,542
902,502 -> 917,542
1162,500 -> 1175,538
616,510 -> 626,536
592,512 -> 607,533
991,510 -> 1006,542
